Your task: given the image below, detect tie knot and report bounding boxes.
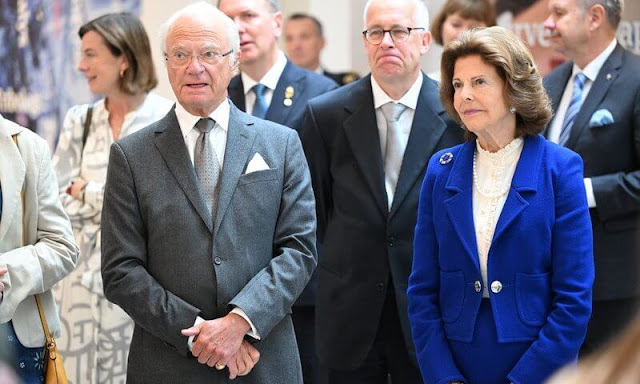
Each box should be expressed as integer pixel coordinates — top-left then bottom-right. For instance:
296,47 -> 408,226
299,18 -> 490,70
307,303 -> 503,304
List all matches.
195,117 -> 215,134
253,83 -> 267,97
574,72 -> 587,89
381,102 -> 407,122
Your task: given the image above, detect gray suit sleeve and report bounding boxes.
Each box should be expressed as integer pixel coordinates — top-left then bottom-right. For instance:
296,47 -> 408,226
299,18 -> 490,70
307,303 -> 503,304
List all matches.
229,130 -> 317,339
101,142 -> 200,357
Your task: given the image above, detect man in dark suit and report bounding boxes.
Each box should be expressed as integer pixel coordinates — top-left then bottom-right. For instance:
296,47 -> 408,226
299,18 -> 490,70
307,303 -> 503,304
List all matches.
543,0 -> 640,355
217,1 -> 336,383
101,3 -> 316,383
284,13 -> 361,86
302,0 -> 463,382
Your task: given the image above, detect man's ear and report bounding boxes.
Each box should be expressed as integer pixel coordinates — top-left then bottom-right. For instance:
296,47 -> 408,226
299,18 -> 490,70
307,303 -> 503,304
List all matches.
420,31 -> 432,56
588,3 -> 606,31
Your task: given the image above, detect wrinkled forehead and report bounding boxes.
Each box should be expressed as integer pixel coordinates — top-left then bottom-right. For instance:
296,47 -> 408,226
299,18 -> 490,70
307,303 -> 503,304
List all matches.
167,15 -> 227,52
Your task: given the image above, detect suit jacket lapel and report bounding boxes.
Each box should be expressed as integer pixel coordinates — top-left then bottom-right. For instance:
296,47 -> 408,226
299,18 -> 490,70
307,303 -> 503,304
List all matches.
343,76 -> 388,217
228,75 -> 246,112
153,109 -> 213,232
546,64 -> 573,138
213,104 -> 257,237
390,74 -> 447,218
566,44 -> 623,149
265,61 -> 303,125
492,135 -> 539,243
444,141 -> 479,270
0,121 -> 25,242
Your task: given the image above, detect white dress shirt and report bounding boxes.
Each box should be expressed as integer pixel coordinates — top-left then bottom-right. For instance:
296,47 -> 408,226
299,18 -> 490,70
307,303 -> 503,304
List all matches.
473,138 -> 524,297
547,38 -> 617,208
241,50 -> 288,115
175,100 -> 261,348
371,73 -> 423,208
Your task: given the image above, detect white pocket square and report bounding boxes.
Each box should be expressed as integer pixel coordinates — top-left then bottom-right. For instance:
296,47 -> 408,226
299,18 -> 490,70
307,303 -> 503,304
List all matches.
589,109 -> 614,128
245,153 -> 270,174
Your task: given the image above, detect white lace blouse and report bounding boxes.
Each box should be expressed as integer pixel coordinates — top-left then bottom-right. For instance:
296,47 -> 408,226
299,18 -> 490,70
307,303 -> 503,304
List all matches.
472,137 -> 524,297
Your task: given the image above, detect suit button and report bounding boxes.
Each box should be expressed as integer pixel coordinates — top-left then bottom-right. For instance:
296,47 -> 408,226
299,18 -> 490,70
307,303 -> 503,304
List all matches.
214,257 -> 222,265
387,236 -> 395,247
376,283 -> 385,291
474,280 -> 482,293
491,280 -> 503,294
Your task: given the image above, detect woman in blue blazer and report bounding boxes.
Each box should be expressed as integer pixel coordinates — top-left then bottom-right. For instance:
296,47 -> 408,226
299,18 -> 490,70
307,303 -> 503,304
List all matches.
407,27 -> 594,384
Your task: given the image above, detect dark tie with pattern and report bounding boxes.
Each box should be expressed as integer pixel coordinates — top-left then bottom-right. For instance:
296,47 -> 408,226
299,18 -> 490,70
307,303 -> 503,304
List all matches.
251,83 -> 268,119
194,118 -> 220,224
558,72 -> 587,146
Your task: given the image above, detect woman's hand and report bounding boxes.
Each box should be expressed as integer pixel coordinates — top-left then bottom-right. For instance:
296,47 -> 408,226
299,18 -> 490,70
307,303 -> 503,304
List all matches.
66,178 -> 87,202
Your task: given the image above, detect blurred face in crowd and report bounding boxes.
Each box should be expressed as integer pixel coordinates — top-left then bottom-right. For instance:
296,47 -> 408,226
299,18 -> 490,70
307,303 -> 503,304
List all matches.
452,55 -> 515,144
284,17 -> 325,70
218,0 -> 282,66
165,14 -> 236,116
441,12 -> 488,45
363,0 -> 430,86
544,0 -> 591,59
78,30 -> 128,96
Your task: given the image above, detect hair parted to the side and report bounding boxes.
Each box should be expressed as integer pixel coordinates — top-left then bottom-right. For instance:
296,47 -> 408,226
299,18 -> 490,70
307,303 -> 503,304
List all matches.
431,0 -> 496,45
79,13 -> 157,94
440,26 -> 551,139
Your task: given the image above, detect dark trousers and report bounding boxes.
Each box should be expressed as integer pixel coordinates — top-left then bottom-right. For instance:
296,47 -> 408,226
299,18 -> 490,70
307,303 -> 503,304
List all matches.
580,297 -> 640,357
326,285 -> 422,384
293,306 -> 327,384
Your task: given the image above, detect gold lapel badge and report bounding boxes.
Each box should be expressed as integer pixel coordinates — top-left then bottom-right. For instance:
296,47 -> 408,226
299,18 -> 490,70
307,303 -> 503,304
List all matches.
606,73 -> 612,81
284,86 -> 294,107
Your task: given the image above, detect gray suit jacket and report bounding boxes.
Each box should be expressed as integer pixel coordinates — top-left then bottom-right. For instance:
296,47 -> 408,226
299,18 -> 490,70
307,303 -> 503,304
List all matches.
101,102 -> 317,383
0,116 -> 78,347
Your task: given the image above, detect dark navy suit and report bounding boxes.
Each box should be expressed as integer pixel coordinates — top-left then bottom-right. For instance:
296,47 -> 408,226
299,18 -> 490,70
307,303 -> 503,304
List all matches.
544,44 -> 640,353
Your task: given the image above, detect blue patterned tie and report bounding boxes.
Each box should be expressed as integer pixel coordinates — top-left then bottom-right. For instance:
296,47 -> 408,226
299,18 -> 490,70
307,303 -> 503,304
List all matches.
558,72 -> 587,146
251,83 -> 268,119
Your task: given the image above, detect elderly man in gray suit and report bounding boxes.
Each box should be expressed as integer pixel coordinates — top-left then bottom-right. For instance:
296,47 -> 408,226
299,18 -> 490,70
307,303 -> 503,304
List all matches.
100,2 -> 317,383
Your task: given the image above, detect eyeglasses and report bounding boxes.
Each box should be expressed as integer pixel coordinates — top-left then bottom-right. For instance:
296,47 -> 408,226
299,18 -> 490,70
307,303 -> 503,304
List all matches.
362,26 -> 425,45
164,49 -> 234,68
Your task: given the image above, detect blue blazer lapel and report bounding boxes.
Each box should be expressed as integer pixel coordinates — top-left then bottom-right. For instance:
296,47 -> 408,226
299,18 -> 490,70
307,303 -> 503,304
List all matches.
228,75 -> 246,112
565,44 -> 623,149
213,103 -> 257,237
492,135 -> 541,243
265,61 -> 303,125
153,108 -> 213,232
343,77 -> 388,216
390,74 -> 447,217
546,63 -> 573,128
444,141 -> 479,270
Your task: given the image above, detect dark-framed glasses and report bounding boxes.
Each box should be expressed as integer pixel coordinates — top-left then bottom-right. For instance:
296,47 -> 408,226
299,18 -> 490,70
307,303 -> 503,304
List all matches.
165,49 -> 234,68
362,26 -> 425,45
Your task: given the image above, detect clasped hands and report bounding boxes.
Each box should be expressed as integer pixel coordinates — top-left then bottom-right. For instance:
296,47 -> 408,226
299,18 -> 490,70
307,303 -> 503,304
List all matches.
182,313 -> 260,379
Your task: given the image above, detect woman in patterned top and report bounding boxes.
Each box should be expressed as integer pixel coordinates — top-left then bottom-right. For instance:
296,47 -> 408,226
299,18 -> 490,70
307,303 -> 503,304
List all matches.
52,13 -> 172,384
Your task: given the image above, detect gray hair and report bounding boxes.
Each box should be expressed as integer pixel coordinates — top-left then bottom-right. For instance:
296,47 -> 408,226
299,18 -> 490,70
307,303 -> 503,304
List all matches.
363,0 -> 430,30
217,0 -> 280,12
159,1 -> 240,63
580,0 -> 624,28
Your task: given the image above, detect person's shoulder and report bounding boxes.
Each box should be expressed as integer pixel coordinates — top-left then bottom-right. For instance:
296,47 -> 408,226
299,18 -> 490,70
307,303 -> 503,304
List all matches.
428,142 -> 467,174
538,135 -> 582,165
323,70 -> 361,86
308,76 -> 367,109
294,65 -> 338,89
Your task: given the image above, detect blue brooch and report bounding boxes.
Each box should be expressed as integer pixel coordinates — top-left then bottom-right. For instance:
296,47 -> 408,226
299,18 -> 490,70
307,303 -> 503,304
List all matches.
439,152 -> 453,165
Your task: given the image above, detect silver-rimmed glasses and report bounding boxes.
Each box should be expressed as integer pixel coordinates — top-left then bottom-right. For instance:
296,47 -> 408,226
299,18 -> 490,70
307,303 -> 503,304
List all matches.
164,49 -> 234,68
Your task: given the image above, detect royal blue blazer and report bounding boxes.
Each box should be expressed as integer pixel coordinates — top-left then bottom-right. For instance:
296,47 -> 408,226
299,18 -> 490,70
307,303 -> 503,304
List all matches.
408,135 -> 594,384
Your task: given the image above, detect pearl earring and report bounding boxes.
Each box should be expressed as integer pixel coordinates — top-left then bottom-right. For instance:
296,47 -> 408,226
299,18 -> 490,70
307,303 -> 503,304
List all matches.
510,107 -> 516,114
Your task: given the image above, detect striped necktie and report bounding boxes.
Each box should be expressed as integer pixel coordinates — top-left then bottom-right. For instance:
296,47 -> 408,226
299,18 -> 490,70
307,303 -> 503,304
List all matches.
558,72 -> 587,146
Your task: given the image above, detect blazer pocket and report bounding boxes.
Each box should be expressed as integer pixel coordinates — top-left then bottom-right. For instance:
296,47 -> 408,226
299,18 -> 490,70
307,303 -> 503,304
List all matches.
238,168 -> 279,185
439,270 -> 465,323
515,272 -> 551,326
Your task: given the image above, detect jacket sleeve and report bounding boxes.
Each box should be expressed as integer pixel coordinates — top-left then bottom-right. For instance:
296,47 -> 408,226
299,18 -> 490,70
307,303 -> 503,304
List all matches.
508,152 -> 594,384
407,155 -> 467,384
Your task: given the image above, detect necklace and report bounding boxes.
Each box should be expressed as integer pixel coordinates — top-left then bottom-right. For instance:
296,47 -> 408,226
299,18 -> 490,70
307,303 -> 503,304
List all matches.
473,150 -> 511,198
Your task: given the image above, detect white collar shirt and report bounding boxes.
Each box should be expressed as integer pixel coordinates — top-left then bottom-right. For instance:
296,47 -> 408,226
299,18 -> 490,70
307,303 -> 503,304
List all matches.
241,50 -> 288,115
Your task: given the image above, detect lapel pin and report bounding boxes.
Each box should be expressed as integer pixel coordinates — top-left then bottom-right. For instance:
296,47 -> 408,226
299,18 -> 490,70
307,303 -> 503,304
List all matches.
439,152 -> 453,165
284,85 -> 294,107
606,73 -> 612,81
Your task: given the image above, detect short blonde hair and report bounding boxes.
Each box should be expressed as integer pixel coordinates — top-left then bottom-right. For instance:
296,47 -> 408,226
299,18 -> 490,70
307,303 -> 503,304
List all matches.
440,26 -> 551,138
79,13 -> 157,94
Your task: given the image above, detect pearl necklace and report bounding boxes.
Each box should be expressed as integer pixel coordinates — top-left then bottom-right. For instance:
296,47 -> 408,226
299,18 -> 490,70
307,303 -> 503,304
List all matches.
472,150 -> 511,199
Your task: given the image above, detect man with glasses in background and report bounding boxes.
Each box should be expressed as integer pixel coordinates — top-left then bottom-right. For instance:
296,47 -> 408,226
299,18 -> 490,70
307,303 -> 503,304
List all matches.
301,0 -> 462,382
101,3 -> 316,383
216,1 -> 337,383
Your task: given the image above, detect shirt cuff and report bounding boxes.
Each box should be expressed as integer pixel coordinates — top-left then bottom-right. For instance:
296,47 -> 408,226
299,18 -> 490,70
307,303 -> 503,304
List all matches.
584,178 -> 596,208
231,307 -> 261,340
187,316 -> 206,351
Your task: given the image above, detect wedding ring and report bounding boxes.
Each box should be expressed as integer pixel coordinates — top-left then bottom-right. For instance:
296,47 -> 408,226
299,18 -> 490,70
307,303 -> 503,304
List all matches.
215,362 -> 226,370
